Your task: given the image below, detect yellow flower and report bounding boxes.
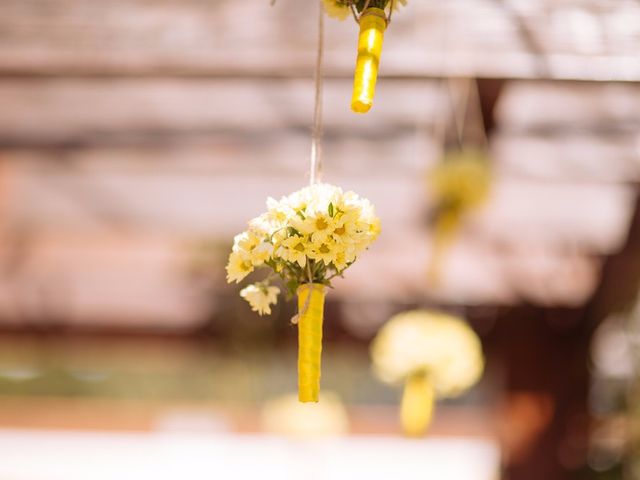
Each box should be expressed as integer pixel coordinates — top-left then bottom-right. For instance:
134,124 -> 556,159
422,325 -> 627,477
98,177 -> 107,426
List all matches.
248,213 -> 277,237
371,310 -> 484,398
277,235 -> 311,268
308,237 -> 338,266
321,0 -> 351,21
430,150 -> 492,211
226,250 -> 254,283
392,0 -> 408,11
250,241 -> 274,266
232,229 -> 273,267
232,231 -> 260,253
293,211 -> 337,244
265,198 -> 295,228
332,251 -> 349,271
240,284 -> 280,316
331,215 -> 357,243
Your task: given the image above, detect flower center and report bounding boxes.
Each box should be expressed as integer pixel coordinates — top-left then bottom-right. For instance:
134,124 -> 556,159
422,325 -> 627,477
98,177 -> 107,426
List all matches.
334,226 -> 345,235
319,244 -> 331,254
294,242 -> 306,252
315,217 -> 329,230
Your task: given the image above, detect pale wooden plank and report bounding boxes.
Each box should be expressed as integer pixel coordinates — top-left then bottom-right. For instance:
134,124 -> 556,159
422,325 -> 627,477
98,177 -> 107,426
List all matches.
491,133 -> 640,183
0,233 -> 209,329
468,176 -> 635,254
0,79 -> 442,145
337,233 -> 601,306
496,81 -> 640,130
0,0 -> 638,80
0,148 -> 634,254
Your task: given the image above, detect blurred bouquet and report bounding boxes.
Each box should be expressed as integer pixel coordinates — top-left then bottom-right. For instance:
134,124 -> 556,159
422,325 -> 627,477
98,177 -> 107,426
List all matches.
320,0 -> 408,113
227,183 -> 380,402
371,310 -> 484,436
261,392 -> 349,438
428,149 -> 492,283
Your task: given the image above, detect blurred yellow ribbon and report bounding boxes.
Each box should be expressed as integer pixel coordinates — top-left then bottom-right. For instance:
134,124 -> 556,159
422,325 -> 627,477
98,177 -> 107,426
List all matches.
400,371 -> 435,437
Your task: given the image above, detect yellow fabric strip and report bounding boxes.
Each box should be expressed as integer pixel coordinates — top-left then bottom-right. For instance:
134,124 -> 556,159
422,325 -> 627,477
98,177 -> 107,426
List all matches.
427,209 -> 461,285
297,283 -> 326,403
351,8 -> 387,114
400,371 -> 435,437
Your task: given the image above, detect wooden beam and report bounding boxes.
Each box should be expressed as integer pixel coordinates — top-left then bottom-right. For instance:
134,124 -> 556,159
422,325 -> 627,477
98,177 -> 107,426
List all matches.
0,0 -> 638,81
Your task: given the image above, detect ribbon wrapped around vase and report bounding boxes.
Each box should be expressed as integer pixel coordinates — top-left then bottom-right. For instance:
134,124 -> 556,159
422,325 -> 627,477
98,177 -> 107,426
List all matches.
351,7 -> 387,113
297,283 -> 326,403
400,371 -> 434,437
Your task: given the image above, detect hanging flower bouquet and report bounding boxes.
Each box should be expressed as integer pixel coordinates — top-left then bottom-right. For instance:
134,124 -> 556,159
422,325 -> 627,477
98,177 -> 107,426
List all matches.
427,149 -> 492,283
321,0 -> 408,113
371,310 -> 484,436
227,183 -> 380,402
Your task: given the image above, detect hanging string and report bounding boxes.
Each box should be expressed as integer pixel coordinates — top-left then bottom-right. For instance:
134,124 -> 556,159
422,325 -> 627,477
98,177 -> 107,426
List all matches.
309,2 -> 325,185
468,78 -> 490,149
291,1 -> 325,325
447,77 -> 489,150
449,77 -> 472,149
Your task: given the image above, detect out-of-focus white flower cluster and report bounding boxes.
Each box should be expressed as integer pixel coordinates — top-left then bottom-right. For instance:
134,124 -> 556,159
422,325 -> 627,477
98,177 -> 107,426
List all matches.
261,392 -> 349,437
371,310 -> 484,398
226,183 -> 380,315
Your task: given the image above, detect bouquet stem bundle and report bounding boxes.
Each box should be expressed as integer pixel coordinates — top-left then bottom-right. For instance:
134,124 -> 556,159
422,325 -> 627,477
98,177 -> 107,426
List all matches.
297,283 -> 326,403
351,7 -> 387,113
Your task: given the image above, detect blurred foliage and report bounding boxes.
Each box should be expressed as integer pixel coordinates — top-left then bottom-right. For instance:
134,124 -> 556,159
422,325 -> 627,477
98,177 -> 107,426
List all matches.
0,336 -> 399,405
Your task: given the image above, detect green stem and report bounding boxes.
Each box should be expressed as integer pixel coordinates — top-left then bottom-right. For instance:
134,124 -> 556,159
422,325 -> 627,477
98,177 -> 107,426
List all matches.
354,0 -> 388,13
306,260 -> 314,284
326,261 -> 355,282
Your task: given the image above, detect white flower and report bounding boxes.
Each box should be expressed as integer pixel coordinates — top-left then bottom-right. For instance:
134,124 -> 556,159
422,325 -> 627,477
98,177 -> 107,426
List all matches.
321,0 -> 351,21
240,284 -> 280,316
226,250 -> 254,283
392,0 -> 408,11
226,183 -> 380,315
371,310 -> 484,398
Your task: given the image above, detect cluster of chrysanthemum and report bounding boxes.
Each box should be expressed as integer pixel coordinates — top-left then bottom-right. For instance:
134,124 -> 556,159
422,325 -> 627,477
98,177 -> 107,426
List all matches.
226,183 -> 380,315
370,310 -> 484,398
430,149 -> 492,212
321,0 -> 407,20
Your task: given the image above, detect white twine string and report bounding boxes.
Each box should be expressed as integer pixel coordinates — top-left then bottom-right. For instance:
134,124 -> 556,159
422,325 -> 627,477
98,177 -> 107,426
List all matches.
309,1 -> 325,186
291,283 -> 319,325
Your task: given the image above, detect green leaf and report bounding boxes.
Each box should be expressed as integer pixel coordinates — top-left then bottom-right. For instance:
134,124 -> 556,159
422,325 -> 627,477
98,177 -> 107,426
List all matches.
328,202 -> 335,217
286,279 -> 299,297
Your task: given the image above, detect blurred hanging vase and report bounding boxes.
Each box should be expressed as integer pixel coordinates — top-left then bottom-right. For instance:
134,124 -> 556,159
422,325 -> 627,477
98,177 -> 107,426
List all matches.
297,283 -> 326,403
400,370 -> 434,437
351,7 -> 387,113
370,310 -> 484,437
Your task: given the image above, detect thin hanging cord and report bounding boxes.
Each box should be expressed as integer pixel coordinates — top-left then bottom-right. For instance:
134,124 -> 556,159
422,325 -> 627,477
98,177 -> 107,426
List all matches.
449,77 -> 472,149
469,78 -> 490,149
309,3 -> 325,185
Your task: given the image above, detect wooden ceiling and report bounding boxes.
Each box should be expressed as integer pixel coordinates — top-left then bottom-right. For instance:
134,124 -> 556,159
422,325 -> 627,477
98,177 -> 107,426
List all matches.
0,0 -> 638,328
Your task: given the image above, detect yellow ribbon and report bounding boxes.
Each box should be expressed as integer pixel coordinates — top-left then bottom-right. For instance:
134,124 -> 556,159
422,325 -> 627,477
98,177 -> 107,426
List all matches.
400,371 -> 435,437
351,8 -> 387,114
297,283 -> 326,403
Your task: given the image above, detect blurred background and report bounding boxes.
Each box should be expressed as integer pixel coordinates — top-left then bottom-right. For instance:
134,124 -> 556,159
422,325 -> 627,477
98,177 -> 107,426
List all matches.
0,0 -> 639,479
